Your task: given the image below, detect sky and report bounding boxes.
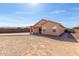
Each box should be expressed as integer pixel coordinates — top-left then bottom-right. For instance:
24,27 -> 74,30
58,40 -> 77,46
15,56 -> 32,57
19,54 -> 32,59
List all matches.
0,3 -> 79,28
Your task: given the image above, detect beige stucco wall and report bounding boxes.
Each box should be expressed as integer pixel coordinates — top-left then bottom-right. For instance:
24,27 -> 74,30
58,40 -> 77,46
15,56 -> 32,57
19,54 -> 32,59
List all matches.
41,22 -> 65,36
73,29 -> 79,41
74,29 -> 79,33
32,27 -> 39,34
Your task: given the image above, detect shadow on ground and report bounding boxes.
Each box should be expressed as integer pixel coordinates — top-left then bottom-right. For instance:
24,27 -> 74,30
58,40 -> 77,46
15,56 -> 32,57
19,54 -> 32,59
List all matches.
32,33 -> 77,42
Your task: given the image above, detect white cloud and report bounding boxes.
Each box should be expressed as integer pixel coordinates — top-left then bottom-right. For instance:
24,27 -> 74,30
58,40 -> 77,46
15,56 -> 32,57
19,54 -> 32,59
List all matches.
21,24 -> 34,27
15,11 -> 32,15
0,15 -> 34,27
49,10 -> 65,14
0,15 -> 20,22
15,12 -> 26,14
62,16 -> 79,20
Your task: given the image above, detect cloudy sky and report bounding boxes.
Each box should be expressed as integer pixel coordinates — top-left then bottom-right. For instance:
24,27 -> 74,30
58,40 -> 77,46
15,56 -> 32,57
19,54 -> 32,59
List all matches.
0,3 -> 79,27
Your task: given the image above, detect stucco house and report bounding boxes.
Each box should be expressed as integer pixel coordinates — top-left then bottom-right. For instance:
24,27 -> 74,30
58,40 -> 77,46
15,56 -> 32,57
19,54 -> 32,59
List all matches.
30,19 -> 65,36
73,27 -> 79,37
73,27 -> 79,33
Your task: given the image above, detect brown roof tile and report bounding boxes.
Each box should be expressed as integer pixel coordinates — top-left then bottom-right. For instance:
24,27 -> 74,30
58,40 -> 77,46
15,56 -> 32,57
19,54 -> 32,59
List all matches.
33,19 -> 65,28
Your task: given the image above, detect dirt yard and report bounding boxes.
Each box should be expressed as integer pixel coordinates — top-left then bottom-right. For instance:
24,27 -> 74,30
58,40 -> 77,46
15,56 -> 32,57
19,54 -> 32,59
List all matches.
0,33 -> 79,56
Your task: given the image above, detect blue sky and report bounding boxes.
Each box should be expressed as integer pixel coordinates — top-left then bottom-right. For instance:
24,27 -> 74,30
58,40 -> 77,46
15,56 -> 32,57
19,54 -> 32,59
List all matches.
0,3 -> 79,28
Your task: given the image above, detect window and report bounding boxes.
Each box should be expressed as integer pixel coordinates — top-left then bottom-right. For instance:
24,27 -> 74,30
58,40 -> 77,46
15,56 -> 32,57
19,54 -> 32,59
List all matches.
43,29 -> 46,32
42,27 -> 46,32
52,26 -> 57,32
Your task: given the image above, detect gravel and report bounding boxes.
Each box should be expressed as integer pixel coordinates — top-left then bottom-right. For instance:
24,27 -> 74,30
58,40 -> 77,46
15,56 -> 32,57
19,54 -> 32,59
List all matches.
0,33 -> 78,56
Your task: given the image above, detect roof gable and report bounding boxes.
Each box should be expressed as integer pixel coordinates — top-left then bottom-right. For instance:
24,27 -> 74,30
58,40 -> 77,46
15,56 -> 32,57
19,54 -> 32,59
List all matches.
33,19 -> 48,27
33,19 -> 65,28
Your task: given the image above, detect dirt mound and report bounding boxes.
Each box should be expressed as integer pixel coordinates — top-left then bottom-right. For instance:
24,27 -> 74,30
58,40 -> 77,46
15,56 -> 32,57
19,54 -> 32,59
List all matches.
59,33 -> 77,42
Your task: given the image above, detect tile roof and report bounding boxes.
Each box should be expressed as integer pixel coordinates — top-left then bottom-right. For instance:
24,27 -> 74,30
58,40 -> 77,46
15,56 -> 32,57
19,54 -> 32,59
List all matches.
33,19 -> 65,28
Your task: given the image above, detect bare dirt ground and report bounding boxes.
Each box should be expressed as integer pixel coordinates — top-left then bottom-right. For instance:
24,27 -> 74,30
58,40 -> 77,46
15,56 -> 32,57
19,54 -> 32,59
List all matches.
0,33 -> 79,56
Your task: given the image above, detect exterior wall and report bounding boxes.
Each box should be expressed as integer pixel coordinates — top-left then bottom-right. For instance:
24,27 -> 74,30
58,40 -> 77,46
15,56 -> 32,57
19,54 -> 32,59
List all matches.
0,28 -> 30,33
74,29 -> 79,39
74,29 -> 79,33
32,27 -> 39,34
41,22 -> 65,36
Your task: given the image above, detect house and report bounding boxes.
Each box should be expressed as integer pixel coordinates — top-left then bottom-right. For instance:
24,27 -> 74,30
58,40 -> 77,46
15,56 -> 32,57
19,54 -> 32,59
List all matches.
71,27 -> 79,42
73,27 -> 79,35
73,27 -> 79,32
30,19 -> 65,36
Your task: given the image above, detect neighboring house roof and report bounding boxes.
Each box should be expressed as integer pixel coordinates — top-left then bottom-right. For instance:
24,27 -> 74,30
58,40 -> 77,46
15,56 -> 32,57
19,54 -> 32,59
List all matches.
33,19 -> 65,28
73,27 -> 79,29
